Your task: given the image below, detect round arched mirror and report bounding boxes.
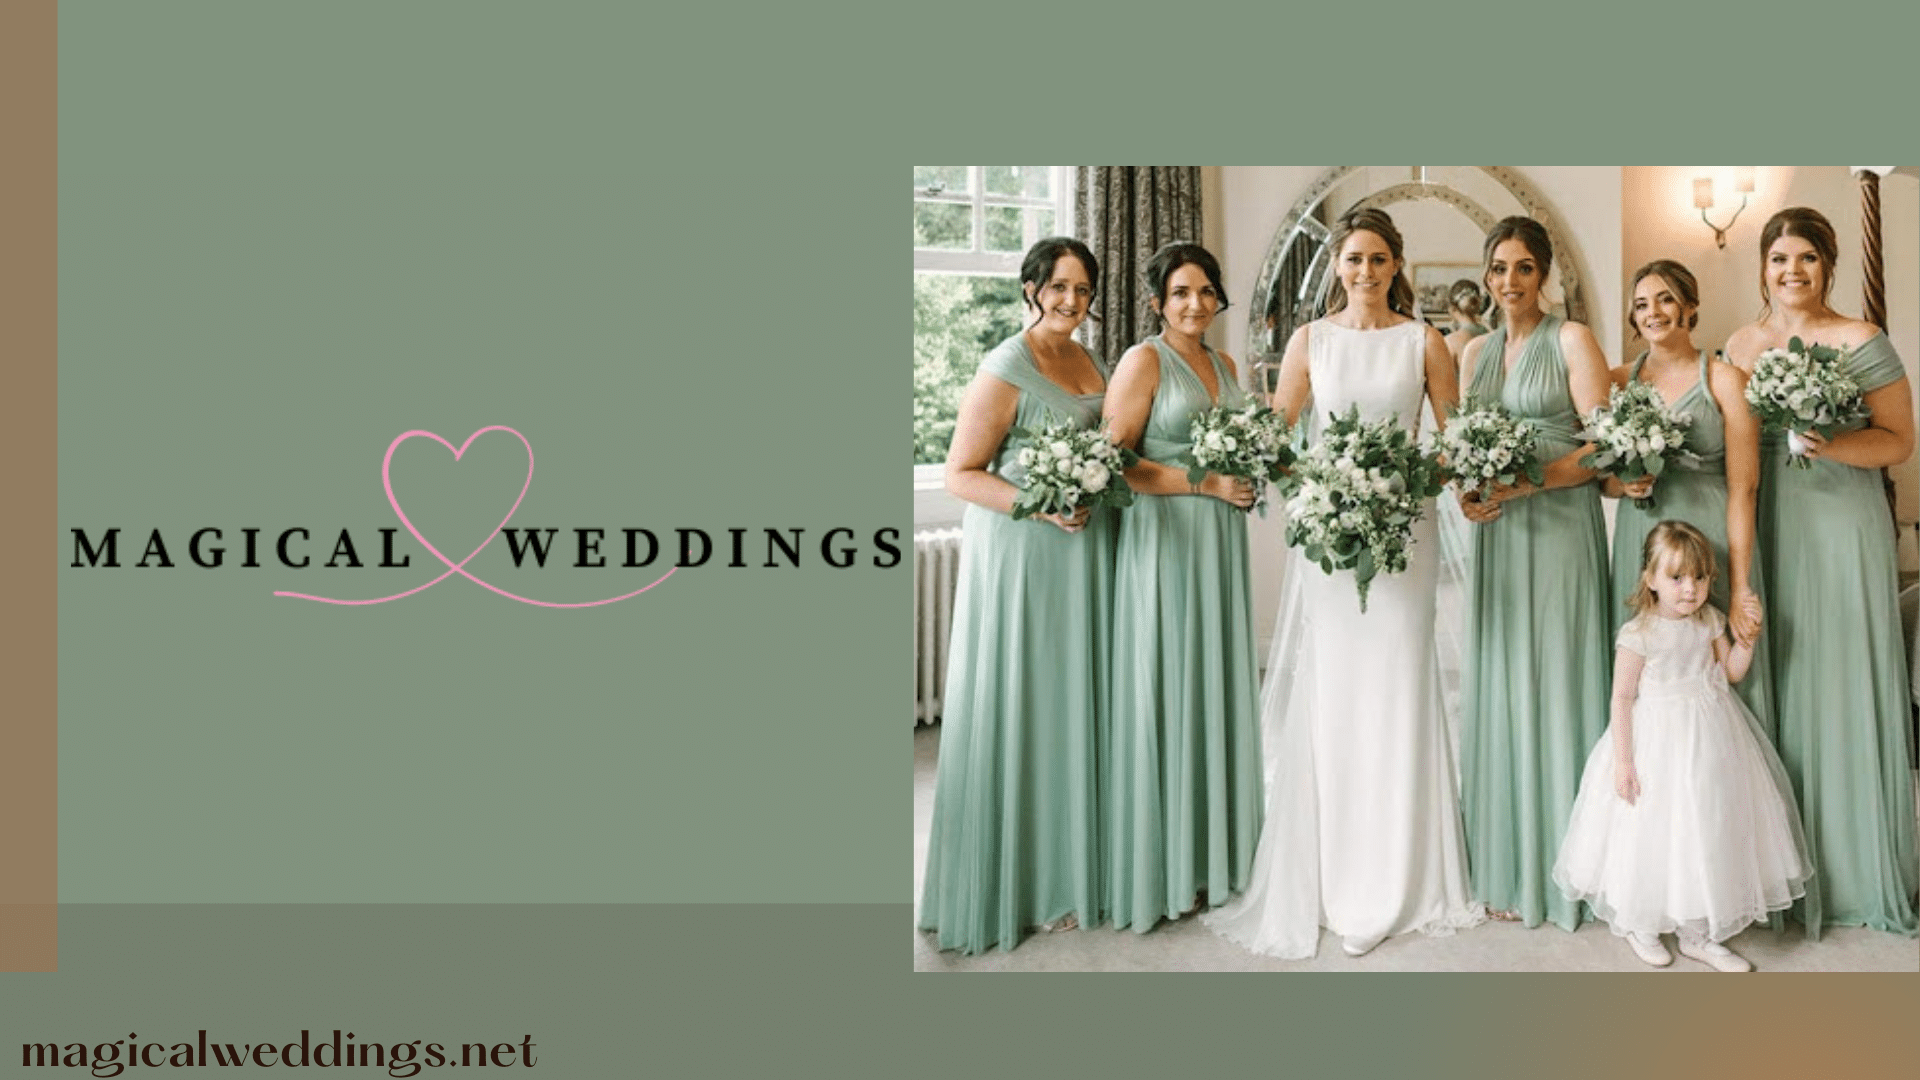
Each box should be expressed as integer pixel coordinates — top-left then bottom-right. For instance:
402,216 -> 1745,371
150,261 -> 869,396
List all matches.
1247,167 -> 1595,399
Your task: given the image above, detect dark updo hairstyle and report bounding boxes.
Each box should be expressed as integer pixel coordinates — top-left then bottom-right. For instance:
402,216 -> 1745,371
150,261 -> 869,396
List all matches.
1323,208 -> 1415,316
1020,237 -> 1101,327
1448,279 -> 1487,319
1628,259 -> 1701,337
1482,215 -> 1554,288
1143,241 -> 1231,321
1757,206 -> 1839,315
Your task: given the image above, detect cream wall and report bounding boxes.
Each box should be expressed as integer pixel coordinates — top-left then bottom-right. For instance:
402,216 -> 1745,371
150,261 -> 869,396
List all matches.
1620,166 -> 1920,566
1210,166 -> 1624,651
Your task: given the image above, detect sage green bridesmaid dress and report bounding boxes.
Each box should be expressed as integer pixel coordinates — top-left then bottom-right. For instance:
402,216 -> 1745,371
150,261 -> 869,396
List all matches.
1755,331 -> 1918,937
1107,336 -> 1263,931
918,333 -> 1116,954
1459,315 -> 1611,930
1607,349 -> 1776,738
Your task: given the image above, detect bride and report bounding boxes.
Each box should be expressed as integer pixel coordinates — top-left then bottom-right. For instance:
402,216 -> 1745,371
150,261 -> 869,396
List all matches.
1204,207 -> 1484,958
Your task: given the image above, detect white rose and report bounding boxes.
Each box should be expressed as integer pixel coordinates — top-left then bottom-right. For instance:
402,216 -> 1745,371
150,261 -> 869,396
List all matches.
1017,447 -> 1036,468
1050,441 -> 1072,458
1078,462 -> 1110,492
1649,432 -> 1667,452
1222,435 -> 1238,452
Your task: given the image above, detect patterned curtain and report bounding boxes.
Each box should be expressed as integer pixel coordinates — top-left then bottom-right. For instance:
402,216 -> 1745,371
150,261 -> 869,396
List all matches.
1074,166 -> 1203,365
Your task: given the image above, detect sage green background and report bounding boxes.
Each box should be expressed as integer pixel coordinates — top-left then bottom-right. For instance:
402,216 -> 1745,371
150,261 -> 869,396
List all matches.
56,1 -> 899,903
8,0 -> 1919,1077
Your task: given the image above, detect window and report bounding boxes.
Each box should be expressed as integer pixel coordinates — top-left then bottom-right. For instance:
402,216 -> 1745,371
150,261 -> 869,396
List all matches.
913,168 -> 1072,488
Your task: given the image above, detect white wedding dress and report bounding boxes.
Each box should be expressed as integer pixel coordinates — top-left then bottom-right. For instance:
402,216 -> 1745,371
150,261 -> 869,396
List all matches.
1204,319 -> 1483,958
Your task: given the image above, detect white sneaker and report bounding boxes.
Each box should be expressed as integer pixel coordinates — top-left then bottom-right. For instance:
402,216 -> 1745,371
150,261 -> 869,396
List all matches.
1678,939 -> 1752,972
1627,932 -> 1672,967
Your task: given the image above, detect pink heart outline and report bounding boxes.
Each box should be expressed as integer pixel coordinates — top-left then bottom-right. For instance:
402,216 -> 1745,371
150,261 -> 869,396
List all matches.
383,425 -> 535,587
273,425 -> 676,608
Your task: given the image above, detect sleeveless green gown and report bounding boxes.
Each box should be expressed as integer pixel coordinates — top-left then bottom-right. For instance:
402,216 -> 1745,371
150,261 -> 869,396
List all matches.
1607,349 -> 1776,737
1459,315 -> 1612,930
1107,336 -> 1263,931
1754,331 -> 1918,937
918,333 -> 1117,954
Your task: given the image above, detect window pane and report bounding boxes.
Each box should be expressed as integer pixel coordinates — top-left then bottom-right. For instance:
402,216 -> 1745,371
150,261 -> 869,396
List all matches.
913,166 -> 970,196
984,166 -> 1052,200
914,274 -> 1025,466
984,206 -> 1053,254
914,200 -> 973,250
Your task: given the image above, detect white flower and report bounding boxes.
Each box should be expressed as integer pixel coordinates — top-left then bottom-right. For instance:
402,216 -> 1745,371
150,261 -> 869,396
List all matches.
1076,462 -> 1110,492
1049,441 -> 1072,458
1648,431 -> 1666,452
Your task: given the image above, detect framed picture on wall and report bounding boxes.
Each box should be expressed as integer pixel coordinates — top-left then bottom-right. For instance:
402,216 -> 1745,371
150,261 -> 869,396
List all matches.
1413,262 -> 1481,328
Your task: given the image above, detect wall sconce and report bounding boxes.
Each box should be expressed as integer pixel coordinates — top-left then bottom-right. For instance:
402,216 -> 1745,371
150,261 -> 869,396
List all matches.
1694,167 -> 1755,249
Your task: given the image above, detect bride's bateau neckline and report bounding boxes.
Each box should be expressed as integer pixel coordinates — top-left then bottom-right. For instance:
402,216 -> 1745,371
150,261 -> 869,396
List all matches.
1322,316 -> 1416,333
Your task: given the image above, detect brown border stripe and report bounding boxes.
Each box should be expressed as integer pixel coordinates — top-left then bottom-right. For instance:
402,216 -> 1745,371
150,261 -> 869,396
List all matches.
0,0 -> 57,971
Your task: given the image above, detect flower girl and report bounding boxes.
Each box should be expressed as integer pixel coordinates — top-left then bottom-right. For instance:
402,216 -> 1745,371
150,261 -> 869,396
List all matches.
1552,520 -> 1810,971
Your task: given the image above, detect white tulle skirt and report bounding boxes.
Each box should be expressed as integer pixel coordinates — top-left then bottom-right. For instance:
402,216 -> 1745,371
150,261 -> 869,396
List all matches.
1552,673 -> 1810,943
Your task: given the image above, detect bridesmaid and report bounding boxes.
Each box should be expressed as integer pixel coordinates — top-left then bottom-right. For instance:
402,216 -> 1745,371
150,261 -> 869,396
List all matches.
1104,241 -> 1263,931
1604,260 -> 1774,736
1444,278 -> 1492,369
1456,216 -> 1614,929
1724,206 -> 1919,937
918,237 -> 1116,953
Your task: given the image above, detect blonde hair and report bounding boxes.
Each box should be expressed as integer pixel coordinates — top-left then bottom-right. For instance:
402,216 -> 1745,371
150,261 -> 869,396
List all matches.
1628,259 -> 1701,337
1626,520 -> 1717,614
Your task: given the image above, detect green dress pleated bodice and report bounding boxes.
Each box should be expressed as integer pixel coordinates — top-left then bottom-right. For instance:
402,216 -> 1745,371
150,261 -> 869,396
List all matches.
1107,335 -> 1263,931
1752,331 -> 1918,937
1607,349 -> 1776,737
1458,315 -> 1612,930
918,333 -> 1118,954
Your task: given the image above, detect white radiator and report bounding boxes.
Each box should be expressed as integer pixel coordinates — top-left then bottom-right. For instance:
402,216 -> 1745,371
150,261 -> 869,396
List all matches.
914,528 -> 963,725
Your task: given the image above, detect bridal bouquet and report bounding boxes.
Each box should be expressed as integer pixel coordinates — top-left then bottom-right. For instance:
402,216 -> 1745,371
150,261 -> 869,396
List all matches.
1007,417 -> 1139,521
1278,405 -> 1445,612
1577,381 -> 1696,510
1185,401 -> 1295,516
1743,336 -> 1870,470
1425,396 -> 1545,498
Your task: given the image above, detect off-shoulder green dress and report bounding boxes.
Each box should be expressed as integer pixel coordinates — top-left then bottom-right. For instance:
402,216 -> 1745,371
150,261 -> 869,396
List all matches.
918,334 -> 1117,954
1754,331 -> 1918,937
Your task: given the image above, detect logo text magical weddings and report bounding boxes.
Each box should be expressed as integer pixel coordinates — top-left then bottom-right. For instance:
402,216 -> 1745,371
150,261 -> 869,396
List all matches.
64,426 -> 901,609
